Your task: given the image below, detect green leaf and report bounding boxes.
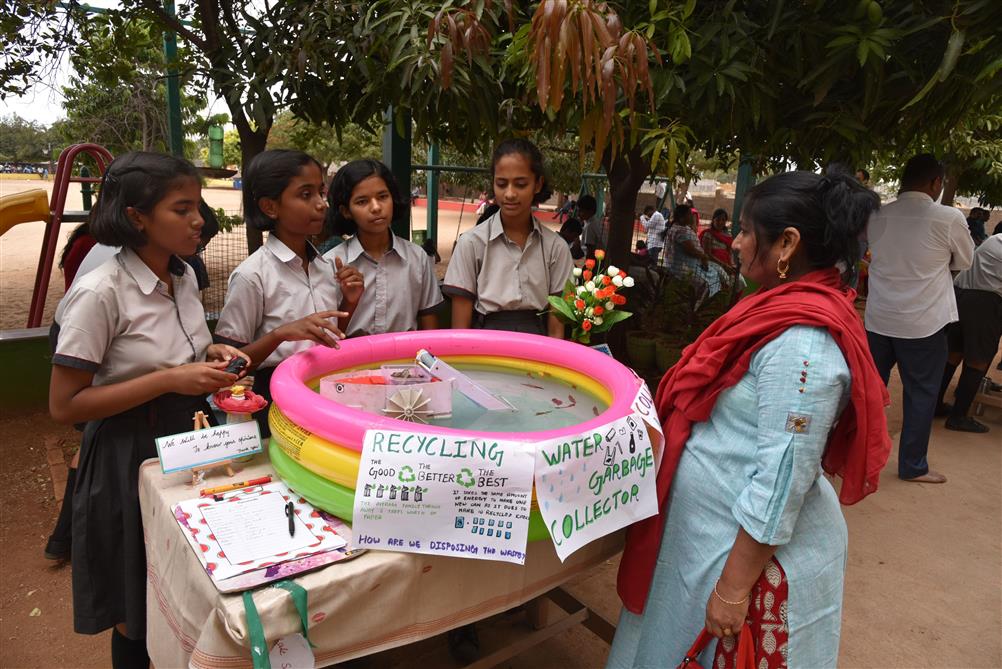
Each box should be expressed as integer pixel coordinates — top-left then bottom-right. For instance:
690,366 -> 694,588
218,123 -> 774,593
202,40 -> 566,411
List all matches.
548,296 -> 578,323
857,40 -> 869,67
591,309 -> 633,333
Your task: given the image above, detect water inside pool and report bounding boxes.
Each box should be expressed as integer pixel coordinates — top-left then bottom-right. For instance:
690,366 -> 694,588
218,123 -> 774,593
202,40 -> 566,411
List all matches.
319,364 -> 607,432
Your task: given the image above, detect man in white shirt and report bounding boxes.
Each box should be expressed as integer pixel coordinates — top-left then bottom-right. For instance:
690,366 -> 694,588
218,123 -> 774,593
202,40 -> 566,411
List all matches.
865,153 -> 975,483
936,233 -> 1002,433
641,205 -> 667,263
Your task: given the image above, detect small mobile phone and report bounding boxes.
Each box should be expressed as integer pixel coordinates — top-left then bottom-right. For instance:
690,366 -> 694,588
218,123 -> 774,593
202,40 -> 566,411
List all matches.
224,357 -> 248,376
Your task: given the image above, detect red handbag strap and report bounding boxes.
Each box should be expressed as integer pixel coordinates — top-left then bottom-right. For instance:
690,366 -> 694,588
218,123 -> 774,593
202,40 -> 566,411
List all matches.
679,625 -> 755,669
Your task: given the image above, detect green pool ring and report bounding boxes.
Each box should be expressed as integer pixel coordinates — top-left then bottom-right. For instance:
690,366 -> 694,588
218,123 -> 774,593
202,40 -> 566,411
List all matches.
269,439 -> 550,542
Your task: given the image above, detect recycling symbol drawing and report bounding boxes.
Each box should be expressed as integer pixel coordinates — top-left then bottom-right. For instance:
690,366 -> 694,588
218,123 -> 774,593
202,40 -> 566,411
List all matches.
456,467 -> 476,488
398,465 -> 416,483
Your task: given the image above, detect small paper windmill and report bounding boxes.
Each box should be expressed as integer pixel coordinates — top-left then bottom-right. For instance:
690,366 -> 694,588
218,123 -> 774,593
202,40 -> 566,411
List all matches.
383,387 -> 432,423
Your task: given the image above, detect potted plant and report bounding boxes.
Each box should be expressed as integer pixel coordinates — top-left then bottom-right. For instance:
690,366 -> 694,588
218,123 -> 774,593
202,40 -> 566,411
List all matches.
624,263 -> 670,369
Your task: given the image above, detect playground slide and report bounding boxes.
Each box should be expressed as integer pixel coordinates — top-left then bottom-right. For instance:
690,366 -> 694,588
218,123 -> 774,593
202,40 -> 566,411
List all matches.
0,189 -> 50,236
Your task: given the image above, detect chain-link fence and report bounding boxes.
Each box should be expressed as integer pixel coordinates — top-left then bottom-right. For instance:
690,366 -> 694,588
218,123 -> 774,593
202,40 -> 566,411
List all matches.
200,215 -> 250,319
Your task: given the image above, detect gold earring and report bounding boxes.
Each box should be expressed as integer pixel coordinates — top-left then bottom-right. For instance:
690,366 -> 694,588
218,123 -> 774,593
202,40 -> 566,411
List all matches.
777,258 -> 789,280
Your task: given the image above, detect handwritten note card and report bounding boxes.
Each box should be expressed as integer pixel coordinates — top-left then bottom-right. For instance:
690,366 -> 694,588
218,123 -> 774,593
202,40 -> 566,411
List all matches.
155,421 -> 262,473
352,429 -> 536,564
534,414 -> 659,561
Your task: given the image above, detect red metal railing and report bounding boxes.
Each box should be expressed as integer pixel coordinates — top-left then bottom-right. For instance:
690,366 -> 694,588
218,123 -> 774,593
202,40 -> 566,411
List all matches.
27,143 -> 114,328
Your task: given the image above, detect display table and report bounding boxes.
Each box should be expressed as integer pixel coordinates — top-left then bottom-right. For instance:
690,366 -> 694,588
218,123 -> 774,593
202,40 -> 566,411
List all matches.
140,455 -> 624,669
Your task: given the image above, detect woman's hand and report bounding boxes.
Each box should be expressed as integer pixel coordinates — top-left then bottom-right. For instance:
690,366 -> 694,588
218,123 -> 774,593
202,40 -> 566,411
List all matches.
704,579 -> 751,639
167,361 -> 239,395
274,310 -> 348,349
334,257 -> 364,304
206,343 -> 251,369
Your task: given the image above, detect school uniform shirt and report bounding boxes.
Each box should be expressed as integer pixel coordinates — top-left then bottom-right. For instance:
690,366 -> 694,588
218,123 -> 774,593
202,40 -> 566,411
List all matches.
324,234 -> 442,336
442,211 -> 574,315
53,247 -> 211,386
214,234 -> 344,369
864,191 -> 974,338
955,233 -> 1002,297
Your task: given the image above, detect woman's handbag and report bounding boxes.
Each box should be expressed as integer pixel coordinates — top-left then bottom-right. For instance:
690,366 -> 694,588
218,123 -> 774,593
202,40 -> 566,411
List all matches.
677,624 -> 755,669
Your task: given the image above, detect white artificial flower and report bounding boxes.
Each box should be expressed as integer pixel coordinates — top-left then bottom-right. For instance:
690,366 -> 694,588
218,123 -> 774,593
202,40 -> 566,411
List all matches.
605,301 -> 615,310
593,316 -> 604,325
606,265 -> 619,276
612,275 -> 624,287
573,267 -> 583,277
585,281 -> 596,291
576,286 -> 587,295
623,276 -> 635,288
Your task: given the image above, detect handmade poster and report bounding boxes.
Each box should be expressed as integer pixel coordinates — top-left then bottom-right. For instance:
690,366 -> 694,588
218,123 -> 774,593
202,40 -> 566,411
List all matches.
353,429 -> 536,564
534,413 -> 659,561
173,481 -> 346,585
155,421 -> 262,474
630,381 -> 664,468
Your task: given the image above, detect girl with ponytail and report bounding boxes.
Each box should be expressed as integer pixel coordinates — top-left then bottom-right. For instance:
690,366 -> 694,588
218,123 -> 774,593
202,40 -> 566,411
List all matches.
609,171 -> 892,669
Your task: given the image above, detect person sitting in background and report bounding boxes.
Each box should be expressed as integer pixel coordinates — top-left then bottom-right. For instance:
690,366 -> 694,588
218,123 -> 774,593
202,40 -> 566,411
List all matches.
556,196 -> 577,224
558,216 -> 585,260
936,232 -> 1002,433
856,168 -> 870,186
699,208 -> 735,268
967,207 -> 988,246
633,239 -> 651,266
662,204 -> 731,300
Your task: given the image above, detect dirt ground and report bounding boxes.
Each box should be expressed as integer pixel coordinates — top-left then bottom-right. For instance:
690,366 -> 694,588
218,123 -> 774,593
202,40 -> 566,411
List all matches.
1,363 -> 999,668
2,177 -> 1001,668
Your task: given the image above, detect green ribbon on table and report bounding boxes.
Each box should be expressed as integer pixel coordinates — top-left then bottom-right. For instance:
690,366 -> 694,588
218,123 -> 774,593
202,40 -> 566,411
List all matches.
242,579 -> 316,669
242,590 -> 270,669
272,580 -> 316,648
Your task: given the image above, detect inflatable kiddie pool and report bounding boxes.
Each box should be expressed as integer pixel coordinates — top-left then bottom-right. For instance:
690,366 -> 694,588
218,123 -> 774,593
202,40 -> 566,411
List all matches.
268,330 -> 648,542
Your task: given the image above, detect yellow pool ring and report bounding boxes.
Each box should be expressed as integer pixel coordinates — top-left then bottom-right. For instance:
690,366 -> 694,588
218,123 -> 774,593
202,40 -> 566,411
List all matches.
271,403 -> 545,508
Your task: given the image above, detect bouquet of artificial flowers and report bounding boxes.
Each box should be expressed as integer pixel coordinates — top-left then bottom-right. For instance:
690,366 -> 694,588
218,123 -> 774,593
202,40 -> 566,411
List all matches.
548,249 -> 634,344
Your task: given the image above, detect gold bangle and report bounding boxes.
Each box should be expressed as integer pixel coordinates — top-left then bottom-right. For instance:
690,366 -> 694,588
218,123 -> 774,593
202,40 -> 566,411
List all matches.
713,580 -> 749,606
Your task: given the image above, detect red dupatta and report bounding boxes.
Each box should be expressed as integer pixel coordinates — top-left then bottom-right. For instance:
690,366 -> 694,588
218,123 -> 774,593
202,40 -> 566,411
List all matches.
617,267 -> 891,615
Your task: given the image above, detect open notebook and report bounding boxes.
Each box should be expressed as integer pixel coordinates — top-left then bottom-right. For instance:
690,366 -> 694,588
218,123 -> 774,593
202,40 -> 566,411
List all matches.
173,481 -> 356,592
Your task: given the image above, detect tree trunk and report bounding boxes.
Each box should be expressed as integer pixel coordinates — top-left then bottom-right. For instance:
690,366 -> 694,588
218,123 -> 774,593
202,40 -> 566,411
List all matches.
603,143 -> 652,269
233,113 -> 270,254
941,160 -> 961,207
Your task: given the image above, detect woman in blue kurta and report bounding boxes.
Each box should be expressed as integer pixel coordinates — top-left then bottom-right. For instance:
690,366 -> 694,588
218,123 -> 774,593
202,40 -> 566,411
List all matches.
610,171 -> 892,668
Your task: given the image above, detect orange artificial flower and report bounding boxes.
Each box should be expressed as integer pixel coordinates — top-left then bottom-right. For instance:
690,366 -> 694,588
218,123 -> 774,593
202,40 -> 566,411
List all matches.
613,294 -> 626,305
593,306 -> 605,316
585,259 -> 596,269
594,249 -> 606,260
574,299 -> 585,310
583,270 -> 593,281
581,320 -> 593,331
619,270 -> 627,278
602,275 -> 612,286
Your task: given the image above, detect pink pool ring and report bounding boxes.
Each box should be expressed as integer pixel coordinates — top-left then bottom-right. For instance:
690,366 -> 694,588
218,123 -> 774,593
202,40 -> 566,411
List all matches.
269,330 -> 644,450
